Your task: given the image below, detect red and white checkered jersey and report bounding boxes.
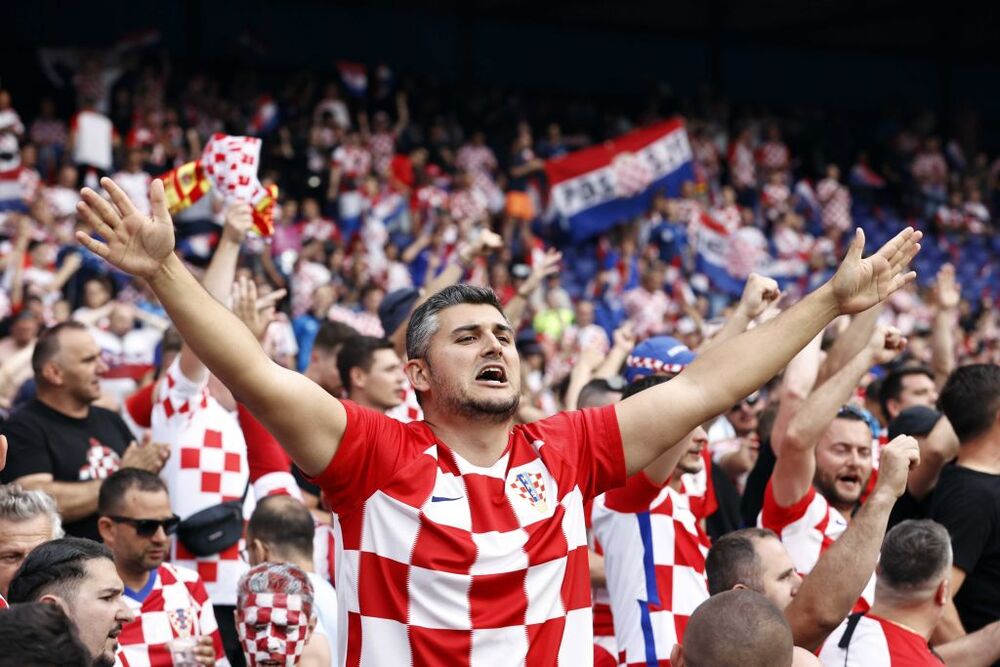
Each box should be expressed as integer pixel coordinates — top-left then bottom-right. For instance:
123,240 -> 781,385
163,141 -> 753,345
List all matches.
332,144 -> 373,181
585,504 -> 618,666
728,142 -> 756,189
91,326 -> 162,404
385,382 -> 424,424
456,144 -> 498,176
622,287 -> 673,339
448,188 -> 489,225
756,141 -> 790,171
368,132 -> 396,176
759,481 -> 875,610
315,399 -> 625,666
116,563 -> 228,667
327,305 -> 385,338
591,473 -> 711,667
152,358 -> 250,606
817,177 -> 852,232
0,592 -> 7,609
818,614 -> 944,666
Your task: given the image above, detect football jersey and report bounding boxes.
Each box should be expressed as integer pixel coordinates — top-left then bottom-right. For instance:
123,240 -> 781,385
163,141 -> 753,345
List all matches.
759,481 -> 875,609
116,563 -> 228,667
819,614 -> 944,666
314,399 -> 625,666
152,358 -> 250,606
0,592 -> 7,609
591,473 -> 711,667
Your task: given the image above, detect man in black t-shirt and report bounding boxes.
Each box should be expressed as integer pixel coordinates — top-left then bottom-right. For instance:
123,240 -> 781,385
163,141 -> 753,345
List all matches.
0,322 -> 167,540
931,364 -> 1000,646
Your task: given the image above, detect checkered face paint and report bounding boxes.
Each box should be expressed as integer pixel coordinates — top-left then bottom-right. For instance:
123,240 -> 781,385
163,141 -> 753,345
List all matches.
236,593 -> 312,667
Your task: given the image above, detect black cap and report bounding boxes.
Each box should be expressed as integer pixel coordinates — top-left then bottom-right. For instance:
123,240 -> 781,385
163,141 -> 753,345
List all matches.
888,405 -> 943,440
378,288 -> 420,337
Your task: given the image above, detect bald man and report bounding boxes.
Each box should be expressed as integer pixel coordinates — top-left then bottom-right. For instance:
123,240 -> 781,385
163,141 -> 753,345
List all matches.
670,589 -> 820,667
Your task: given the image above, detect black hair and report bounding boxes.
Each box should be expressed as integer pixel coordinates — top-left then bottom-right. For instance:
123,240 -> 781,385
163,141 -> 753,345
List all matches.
31,321 -> 90,380
705,527 -> 777,595
878,366 -> 934,419
938,364 -> 1000,442
312,320 -> 359,354
98,468 -> 168,517
247,495 -> 316,561
0,602 -> 91,666
621,374 -> 671,400
406,284 -> 506,360
7,537 -> 113,604
337,336 -> 395,392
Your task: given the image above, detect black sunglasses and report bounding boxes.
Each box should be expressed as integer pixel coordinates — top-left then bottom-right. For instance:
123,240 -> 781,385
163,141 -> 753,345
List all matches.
107,514 -> 180,537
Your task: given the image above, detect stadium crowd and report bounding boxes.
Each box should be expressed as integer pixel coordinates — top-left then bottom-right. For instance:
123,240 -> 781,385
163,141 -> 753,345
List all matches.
0,43 -> 999,667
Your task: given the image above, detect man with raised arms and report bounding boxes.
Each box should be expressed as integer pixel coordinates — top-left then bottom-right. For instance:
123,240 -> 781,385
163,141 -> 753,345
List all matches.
75,177 -> 919,666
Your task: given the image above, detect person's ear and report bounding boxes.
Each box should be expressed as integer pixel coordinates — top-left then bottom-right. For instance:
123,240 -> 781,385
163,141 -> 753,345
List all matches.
41,360 -> 63,386
350,366 -> 367,391
732,583 -> 749,592
935,578 -> 949,606
97,516 -> 115,544
405,358 -> 430,393
38,594 -> 68,614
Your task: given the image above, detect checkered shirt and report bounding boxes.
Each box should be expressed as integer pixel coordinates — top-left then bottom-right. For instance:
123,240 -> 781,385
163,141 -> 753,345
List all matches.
327,305 -> 385,338
385,382 -> 424,424
315,400 -> 625,666
332,144 -> 373,181
756,140 -> 790,172
368,132 -> 396,176
591,474 -> 711,667
153,358 -> 250,606
116,563 -> 227,667
456,144 -> 497,175
759,481 -> 875,610
817,177 -> 852,232
728,141 -> 756,189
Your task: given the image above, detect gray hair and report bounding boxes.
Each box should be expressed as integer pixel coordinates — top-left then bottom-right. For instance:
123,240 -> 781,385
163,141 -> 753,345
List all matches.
405,284 -> 506,360
878,519 -> 953,599
0,485 -> 63,539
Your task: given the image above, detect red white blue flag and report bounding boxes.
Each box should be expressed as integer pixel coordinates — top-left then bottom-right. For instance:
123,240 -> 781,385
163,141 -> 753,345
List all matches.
545,119 -> 695,241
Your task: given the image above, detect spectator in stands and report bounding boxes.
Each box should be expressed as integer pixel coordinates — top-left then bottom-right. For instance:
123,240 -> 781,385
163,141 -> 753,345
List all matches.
878,366 -> 939,424
246,495 -> 337,667
669,589 -> 800,667
0,483 -> 63,599
0,310 -> 38,365
762,325 -> 906,608
97,468 -> 222,666
235,562 -> 324,667
0,322 -> 168,540
819,520 -> 1000,666
7,537 -> 134,667
707,433 -> 919,651
0,602 -> 92,667
931,364 -> 1000,641
336,335 -> 406,413
303,320 -> 358,397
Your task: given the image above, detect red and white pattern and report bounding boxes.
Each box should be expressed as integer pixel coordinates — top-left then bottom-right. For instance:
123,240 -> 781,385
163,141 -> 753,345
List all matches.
385,383 -> 423,424
759,481 -> 875,610
368,132 -> 396,176
448,188 -> 489,226
332,145 -> 373,182
756,140 -> 790,172
237,593 -> 313,667
622,287 -> 673,339
316,400 -> 625,666
78,439 -> 122,481
153,358 -> 250,606
591,474 -> 711,667
116,563 -> 226,667
762,182 -> 791,221
817,177 -> 852,232
91,326 -> 162,404
456,144 -> 497,176
0,592 -> 8,609
327,305 -> 384,338
728,141 -> 756,189
818,613 -> 944,666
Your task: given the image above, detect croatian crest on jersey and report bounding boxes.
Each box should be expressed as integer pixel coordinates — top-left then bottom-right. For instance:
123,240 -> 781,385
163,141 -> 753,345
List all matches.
168,606 -> 195,638
510,472 -> 548,514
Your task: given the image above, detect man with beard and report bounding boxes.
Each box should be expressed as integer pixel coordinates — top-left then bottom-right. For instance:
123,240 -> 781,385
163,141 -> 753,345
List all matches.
591,375 -> 712,666
97,468 -> 223,666
75,177 -> 920,665
761,324 -> 906,609
7,537 -> 134,666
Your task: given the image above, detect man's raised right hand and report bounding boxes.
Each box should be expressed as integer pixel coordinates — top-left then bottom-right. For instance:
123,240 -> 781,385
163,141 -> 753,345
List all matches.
76,177 -> 176,280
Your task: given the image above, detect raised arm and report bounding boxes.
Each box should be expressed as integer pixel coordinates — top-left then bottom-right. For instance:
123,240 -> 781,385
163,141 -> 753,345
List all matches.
615,227 -> 920,476
771,325 -> 904,507
770,333 -> 822,458
815,304 -> 882,386
786,434 -> 919,650
505,248 -> 561,328
698,273 -> 780,353
76,178 -> 345,476
934,618 -> 1000,667
930,263 -> 960,389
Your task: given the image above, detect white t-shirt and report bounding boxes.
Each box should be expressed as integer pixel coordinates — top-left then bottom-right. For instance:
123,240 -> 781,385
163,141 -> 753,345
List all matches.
72,110 -> 114,171
307,571 -> 339,667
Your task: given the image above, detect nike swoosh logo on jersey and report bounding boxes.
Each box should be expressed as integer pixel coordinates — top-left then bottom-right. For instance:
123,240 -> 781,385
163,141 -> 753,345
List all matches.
431,495 -> 464,502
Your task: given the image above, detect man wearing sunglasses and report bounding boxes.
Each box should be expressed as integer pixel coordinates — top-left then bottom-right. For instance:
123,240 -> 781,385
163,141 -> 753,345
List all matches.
97,468 -> 225,666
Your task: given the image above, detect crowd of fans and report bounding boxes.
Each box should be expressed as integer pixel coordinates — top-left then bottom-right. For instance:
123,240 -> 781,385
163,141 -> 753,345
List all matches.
0,44 -> 998,667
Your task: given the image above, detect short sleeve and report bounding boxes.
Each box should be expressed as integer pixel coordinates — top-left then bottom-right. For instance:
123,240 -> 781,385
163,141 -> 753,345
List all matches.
603,472 -> 665,513
760,478 -> 816,532
159,357 -> 207,404
929,473 -> 994,574
310,399 -> 425,514
0,412 -> 52,482
527,404 -> 625,500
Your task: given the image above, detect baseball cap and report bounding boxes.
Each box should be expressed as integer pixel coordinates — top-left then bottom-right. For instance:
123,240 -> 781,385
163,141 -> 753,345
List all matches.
378,288 -> 420,337
888,405 -> 943,440
624,335 -> 697,383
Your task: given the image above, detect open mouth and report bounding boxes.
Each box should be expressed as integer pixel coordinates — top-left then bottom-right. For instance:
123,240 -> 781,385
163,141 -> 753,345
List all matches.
837,473 -> 861,490
475,365 -> 508,386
